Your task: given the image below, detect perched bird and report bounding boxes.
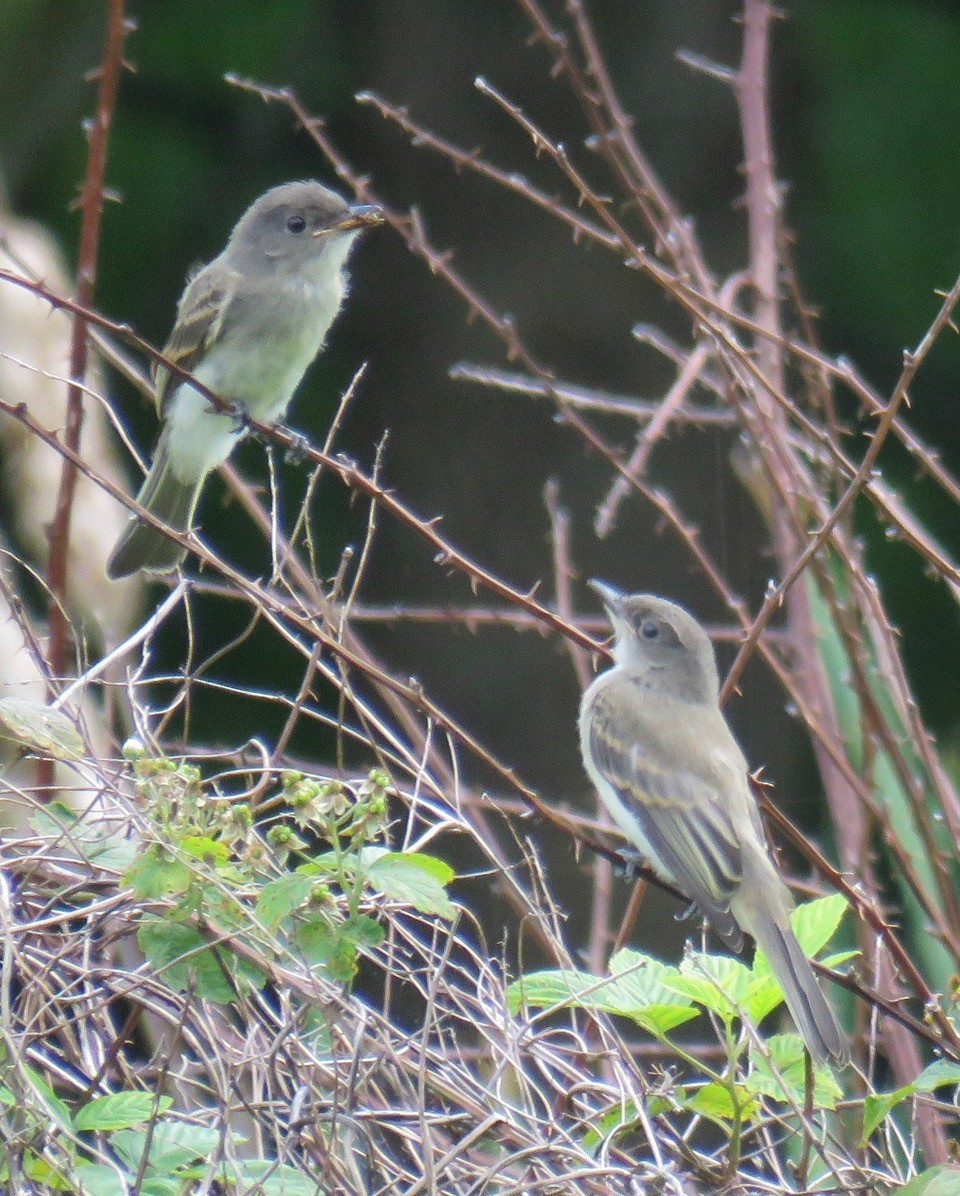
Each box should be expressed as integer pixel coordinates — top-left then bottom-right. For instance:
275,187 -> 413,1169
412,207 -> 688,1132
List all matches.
107,181 -> 382,577
579,582 -> 847,1066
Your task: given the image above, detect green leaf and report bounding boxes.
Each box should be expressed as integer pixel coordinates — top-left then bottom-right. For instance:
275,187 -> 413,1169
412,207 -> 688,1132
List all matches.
29,800 -> 79,835
897,1165 -> 960,1196
233,1160 -> 325,1194
746,1034 -> 843,1108
790,894 -> 849,955
582,1099 -> 647,1151
914,1059 -> 960,1091
666,953 -> 752,1022
180,835 -> 230,863
72,1165 -> 126,1196
293,916 -> 358,984
0,697 -> 84,760
31,802 -> 137,870
364,850 -> 456,918
74,1091 -> 172,1131
124,848 -> 193,899
23,1153 -> 73,1189
112,1121 -> 224,1173
860,1060 -> 960,1146
138,920 -> 204,981
606,950 -> 698,1034
743,969 -> 785,1024
753,897 -> 848,979
256,873 -> 316,927
861,1085 -> 915,1144
343,913 -> 385,949
22,1064 -> 73,1132
137,920 -> 242,1002
140,1180 -> 182,1196
818,948 -> 860,969
510,952 -> 698,1036
748,896 -> 851,1023
682,1081 -> 759,1124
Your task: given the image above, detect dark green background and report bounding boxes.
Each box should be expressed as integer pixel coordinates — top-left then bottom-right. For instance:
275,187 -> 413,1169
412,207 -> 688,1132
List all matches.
3,0 -> 959,955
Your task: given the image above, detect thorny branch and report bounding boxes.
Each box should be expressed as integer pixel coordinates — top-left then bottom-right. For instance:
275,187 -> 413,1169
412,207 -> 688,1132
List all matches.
0,336 -> 953,1065
4,2 -> 960,1187
46,0 -> 130,685
227,12 -> 960,1125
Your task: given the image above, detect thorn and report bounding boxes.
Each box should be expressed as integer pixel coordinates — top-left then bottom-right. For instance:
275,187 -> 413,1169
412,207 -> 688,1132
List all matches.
676,49 -> 736,83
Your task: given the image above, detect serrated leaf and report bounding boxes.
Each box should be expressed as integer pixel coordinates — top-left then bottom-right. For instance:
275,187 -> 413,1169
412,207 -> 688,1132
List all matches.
137,920 -> 244,1003
180,835 -> 230,863
124,849 -> 193,899
256,873 -> 316,927
683,1081 -> 759,1124
510,954 -> 698,1035
112,1122 -> 225,1172
747,896 -> 851,1024
74,1091 -> 172,1131
0,697 -> 84,761
138,920 -> 205,979
293,916 -> 358,983
746,1034 -> 843,1108
668,953 -> 752,1021
343,913 -> 385,949
361,846 -> 454,883
364,850 -> 455,918
790,894 -> 849,954
607,948 -> 681,986
743,970 -> 784,1024
752,896 -> 848,979
321,936 -> 358,985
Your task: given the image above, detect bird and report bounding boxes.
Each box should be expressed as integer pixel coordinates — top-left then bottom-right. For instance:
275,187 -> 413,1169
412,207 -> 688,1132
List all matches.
579,581 -> 847,1066
107,180 -> 382,577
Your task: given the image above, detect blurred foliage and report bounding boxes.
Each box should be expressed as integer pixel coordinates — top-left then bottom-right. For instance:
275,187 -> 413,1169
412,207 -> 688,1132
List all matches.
796,1 -> 960,355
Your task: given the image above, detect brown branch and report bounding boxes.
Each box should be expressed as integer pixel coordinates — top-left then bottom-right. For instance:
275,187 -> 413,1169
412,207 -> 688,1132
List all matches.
46,0 -> 130,686
722,272 -> 960,704
357,92 -> 619,249
0,388 -> 953,1066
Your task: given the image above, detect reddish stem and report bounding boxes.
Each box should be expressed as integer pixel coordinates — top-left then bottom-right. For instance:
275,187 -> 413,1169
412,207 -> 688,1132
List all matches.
46,0 -> 129,688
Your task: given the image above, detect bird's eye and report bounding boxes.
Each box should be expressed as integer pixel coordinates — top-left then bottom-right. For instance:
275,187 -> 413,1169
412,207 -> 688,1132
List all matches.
640,619 -> 659,640
286,214 -> 307,233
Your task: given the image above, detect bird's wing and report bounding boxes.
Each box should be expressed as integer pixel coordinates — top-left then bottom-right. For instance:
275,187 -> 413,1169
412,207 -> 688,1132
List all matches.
586,679 -> 747,948
152,264 -> 238,415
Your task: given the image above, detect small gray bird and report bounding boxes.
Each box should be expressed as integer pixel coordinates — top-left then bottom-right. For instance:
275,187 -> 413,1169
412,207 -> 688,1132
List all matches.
579,582 -> 847,1066
107,180 -> 382,578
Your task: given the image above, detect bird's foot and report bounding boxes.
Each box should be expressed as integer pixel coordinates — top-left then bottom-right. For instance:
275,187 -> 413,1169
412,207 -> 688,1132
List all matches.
228,401 -> 252,435
674,900 -> 699,923
614,847 -> 644,879
283,429 -> 313,465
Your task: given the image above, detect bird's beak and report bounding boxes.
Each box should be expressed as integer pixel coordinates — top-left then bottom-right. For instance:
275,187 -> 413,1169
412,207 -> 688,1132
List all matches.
317,204 -> 385,236
587,579 -> 625,619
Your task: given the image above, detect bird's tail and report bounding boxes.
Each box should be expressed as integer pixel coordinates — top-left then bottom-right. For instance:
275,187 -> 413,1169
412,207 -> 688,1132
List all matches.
107,437 -> 200,578
743,905 -> 848,1067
